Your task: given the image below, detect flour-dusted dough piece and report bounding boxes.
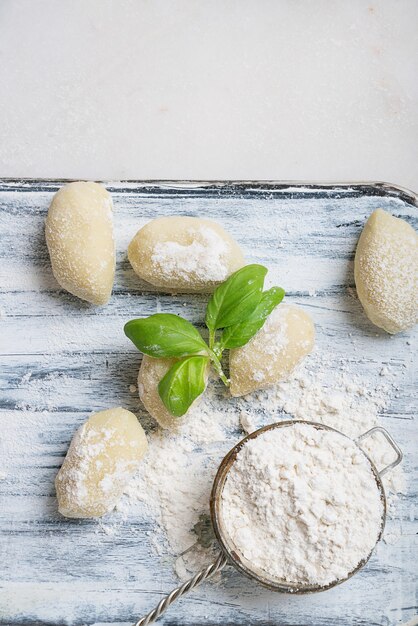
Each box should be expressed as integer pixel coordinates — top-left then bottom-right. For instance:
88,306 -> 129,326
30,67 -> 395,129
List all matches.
128,216 -> 245,292
55,408 -> 148,518
229,304 -> 315,397
138,355 -> 208,429
45,181 -> 115,305
354,209 -> 418,334
138,356 -> 179,429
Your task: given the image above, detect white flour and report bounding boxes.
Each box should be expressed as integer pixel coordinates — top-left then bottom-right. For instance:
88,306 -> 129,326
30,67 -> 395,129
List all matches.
220,422 -> 384,587
123,349 -> 406,579
239,353 -> 405,498
124,373 -> 237,574
151,226 -> 230,283
250,306 -> 289,383
15,371 -> 74,412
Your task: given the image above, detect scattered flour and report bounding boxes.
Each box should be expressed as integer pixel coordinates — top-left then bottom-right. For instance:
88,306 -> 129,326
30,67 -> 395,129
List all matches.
400,617 -> 418,626
16,371 -> 74,412
97,522 -> 118,537
151,227 -> 230,283
124,375 -> 237,573
254,306 -> 289,370
124,349 -> 406,579
8,345 -> 405,584
270,353 -> 405,496
221,423 -> 384,587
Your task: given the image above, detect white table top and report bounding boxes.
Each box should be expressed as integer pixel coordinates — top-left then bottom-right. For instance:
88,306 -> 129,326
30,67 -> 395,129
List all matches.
0,0 -> 417,191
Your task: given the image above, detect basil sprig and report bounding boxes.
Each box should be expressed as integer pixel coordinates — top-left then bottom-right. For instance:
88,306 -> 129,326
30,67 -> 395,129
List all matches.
124,264 -> 285,417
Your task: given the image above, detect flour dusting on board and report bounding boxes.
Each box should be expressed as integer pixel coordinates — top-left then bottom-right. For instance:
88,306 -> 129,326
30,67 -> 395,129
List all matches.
15,371 -> 74,412
124,373 -> 237,575
124,349 -> 406,579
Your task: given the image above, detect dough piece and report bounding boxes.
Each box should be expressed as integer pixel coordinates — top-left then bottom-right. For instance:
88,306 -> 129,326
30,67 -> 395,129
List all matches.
45,181 -> 115,305
229,304 -> 315,397
55,408 -> 147,518
128,216 -> 245,292
138,355 -> 207,428
354,208 -> 418,334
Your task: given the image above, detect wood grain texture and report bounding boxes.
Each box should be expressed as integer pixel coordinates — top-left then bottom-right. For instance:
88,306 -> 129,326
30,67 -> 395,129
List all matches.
0,180 -> 416,626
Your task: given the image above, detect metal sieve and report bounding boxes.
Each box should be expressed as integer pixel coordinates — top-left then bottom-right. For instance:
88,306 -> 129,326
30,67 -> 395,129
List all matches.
133,420 -> 402,626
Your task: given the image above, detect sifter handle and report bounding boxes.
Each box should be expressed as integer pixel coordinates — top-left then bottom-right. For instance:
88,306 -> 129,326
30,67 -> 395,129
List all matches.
356,426 -> 403,477
133,551 -> 228,626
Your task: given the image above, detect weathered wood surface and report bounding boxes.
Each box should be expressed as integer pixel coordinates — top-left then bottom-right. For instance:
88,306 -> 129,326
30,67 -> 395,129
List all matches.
0,180 -> 416,626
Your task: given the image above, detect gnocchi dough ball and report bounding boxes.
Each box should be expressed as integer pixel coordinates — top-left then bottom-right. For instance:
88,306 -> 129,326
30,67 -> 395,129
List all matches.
128,216 -> 245,292
138,355 -> 208,429
229,304 -> 315,397
45,181 -> 115,305
354,209 -> 418,334
55,407 -> 147,518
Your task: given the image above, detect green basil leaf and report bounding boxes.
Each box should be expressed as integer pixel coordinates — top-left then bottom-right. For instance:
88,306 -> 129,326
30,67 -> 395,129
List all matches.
158,355 -> 209,417
220,287 -> 285,349
205,264 -> 267,331
124,314 -> 208,357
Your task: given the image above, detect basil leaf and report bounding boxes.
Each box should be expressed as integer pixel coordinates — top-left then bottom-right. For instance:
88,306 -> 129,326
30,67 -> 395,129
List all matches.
158,355 -> 209,417
205,264 -> 267,331
220,287 -> 285,349
124,314 -> 208,357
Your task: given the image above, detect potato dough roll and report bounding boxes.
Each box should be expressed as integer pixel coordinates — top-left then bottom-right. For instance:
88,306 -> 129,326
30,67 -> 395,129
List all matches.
128,216 -> 245,292
56,407 -> 148,518
45,181 -> 115,305
229,304 -> 315,397
354,208 -> 418,334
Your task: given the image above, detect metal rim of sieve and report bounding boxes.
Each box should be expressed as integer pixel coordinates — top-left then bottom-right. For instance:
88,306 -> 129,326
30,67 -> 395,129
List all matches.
210,419 -> 403,594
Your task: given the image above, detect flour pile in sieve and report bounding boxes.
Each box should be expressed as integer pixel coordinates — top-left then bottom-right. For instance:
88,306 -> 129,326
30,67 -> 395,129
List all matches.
220,423 -> 384,587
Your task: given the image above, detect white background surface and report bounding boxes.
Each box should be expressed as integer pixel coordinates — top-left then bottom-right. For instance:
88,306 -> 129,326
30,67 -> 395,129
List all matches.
0,0 -> 417,190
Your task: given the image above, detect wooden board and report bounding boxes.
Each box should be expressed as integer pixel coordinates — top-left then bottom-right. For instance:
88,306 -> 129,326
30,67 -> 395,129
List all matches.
0,180 -> 417,626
